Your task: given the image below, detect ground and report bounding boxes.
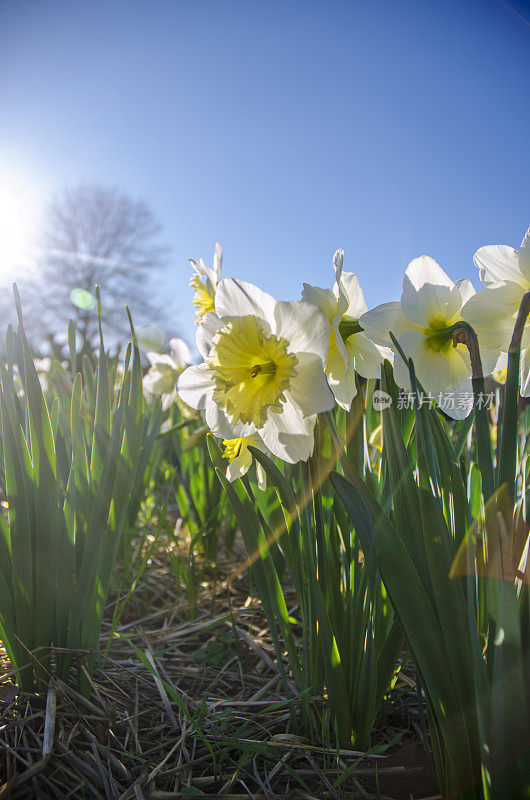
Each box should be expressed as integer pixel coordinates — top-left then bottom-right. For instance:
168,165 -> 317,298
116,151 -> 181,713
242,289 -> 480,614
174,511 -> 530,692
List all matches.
0,536 -> 438,800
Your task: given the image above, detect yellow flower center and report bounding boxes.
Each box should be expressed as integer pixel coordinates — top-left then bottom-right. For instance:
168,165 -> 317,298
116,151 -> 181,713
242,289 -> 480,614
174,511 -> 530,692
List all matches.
423,317 -> 455,354
207,316 -> 298,428
190,275 -> 215,322
222,436 -> 249,461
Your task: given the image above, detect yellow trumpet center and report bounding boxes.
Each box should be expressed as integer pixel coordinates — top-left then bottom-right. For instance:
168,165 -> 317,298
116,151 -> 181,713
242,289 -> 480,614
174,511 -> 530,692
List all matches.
207,316 -> 297,428
190,275 -> 215,322
423,316 -> 455,354
222,436 -> 249,461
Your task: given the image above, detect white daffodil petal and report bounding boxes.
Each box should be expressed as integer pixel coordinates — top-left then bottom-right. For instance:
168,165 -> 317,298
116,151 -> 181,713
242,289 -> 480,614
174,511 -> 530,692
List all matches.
359,301 -> 415,347
519,229 -> 530,281
453,278 -> 476,306
177,364 -> 250,438
347,333 -> 391,379
463,281 -> 524,352
287,352 -> 335,416
441,384 -> 474,420
214,243 -> 223,280
473,244 -> 525,287
161,389 -> 178,411
328,353 -> 357,410
333,249 -> 344,284
480,347 -> 506,378
405,255 -> 455,291
226,448 -> 253,482
301,284 -> 338,320
520,331 -> 530,397
340,272 -> 369,320
146,352 -> 174,369
190,257 -> 217,289
444,345 -> 473,388
176,364 -> 213,411
196,311 -> 223,358
261,402 -> 316,463
274,300 -> 330,362
169,338 -> 191,368
215,278 -> 277,326
401,257 -> 461,328
393,330 -> 453,396
256,461 -> 267,491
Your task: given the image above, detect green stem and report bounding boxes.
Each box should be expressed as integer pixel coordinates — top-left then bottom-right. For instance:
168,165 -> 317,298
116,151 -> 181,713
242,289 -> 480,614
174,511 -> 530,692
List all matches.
452,322 -> 495,503
497,290 -> 530,502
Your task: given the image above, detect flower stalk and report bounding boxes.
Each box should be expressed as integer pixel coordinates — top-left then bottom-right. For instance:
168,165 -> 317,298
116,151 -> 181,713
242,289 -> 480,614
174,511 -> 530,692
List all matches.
498,290 -> 530,501
451,321 -> 494,501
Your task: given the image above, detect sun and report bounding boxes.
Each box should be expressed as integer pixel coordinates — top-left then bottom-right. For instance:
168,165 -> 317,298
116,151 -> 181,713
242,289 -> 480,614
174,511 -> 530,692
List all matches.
0,181 -> 40,282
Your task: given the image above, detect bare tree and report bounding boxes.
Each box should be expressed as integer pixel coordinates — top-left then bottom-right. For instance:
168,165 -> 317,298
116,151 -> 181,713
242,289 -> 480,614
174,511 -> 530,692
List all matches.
19,184 -> 170,358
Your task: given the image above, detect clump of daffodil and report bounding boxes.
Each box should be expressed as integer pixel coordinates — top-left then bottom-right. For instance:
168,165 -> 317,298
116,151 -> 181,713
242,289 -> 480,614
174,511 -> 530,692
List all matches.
301,249 -> 392,409
177,277 -> 335,463
462,228 -> 530,396
190,243 -> 223,323
360,256 -> 501,419
143,337 -> 191,411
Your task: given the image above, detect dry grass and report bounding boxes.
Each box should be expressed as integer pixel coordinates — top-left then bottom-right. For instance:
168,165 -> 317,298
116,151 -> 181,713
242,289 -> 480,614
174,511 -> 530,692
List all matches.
0,539 -> 438,800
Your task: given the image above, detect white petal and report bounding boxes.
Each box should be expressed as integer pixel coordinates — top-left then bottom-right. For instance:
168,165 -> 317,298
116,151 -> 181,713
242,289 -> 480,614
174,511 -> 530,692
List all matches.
176,365 -> 247,437
520,332 -> 530,397
462,281 -> 524,352
196,312 -> 223,358
226,448 -> 253,482
393,330 -> 471,397
169,338 -> 191,368
405,255 -> 454,291
480,347 -> 505,377
206,403 -> 253,439
473,244 -> 526,287
161,389 -> 178,411
190,257 -> 217,291
214,242 -> 223,281
260,402 -> 316,463
333,249 -> 344,285
440,385 -> 474,421
286,352 -> 335,416
274,300 -> 330,363
301,284 -> 337,320
340,273 -> 369,319
401,257 -> 461,328
347,333 -> 391,379
215,278 -> 277,327
256,461 -> 267,491
143,362 -> 176,396
145,352 -> 174,369
453,278 -> 476,306
327,352 -> 357,410
359,301 -> 416,347
176,364 -> 213,411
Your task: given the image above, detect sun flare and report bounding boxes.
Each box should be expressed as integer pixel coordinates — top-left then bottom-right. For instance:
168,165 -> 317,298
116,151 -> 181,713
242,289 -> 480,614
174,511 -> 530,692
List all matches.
0,182 -> 39,281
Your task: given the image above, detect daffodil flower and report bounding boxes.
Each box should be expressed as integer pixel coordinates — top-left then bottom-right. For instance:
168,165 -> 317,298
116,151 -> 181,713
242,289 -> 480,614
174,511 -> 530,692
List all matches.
462,228 -> 530,396
360,256 -> 500,419
190,243 -> 222,323
143,337 -> 191,410
177,278 -> 335,463
302,249 -> 392,410
222,434 -> 268,490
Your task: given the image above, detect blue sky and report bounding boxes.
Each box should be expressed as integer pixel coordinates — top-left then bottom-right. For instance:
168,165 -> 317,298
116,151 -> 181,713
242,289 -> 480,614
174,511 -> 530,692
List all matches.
1,0 -> 529,348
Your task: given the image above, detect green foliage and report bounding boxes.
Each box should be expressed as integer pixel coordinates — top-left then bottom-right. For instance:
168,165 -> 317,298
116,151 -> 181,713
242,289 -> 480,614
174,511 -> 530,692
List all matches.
0,287 -> 159,693
330,346 -> 530,798
156,410 -> 233,563
208,383 -> 403,749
